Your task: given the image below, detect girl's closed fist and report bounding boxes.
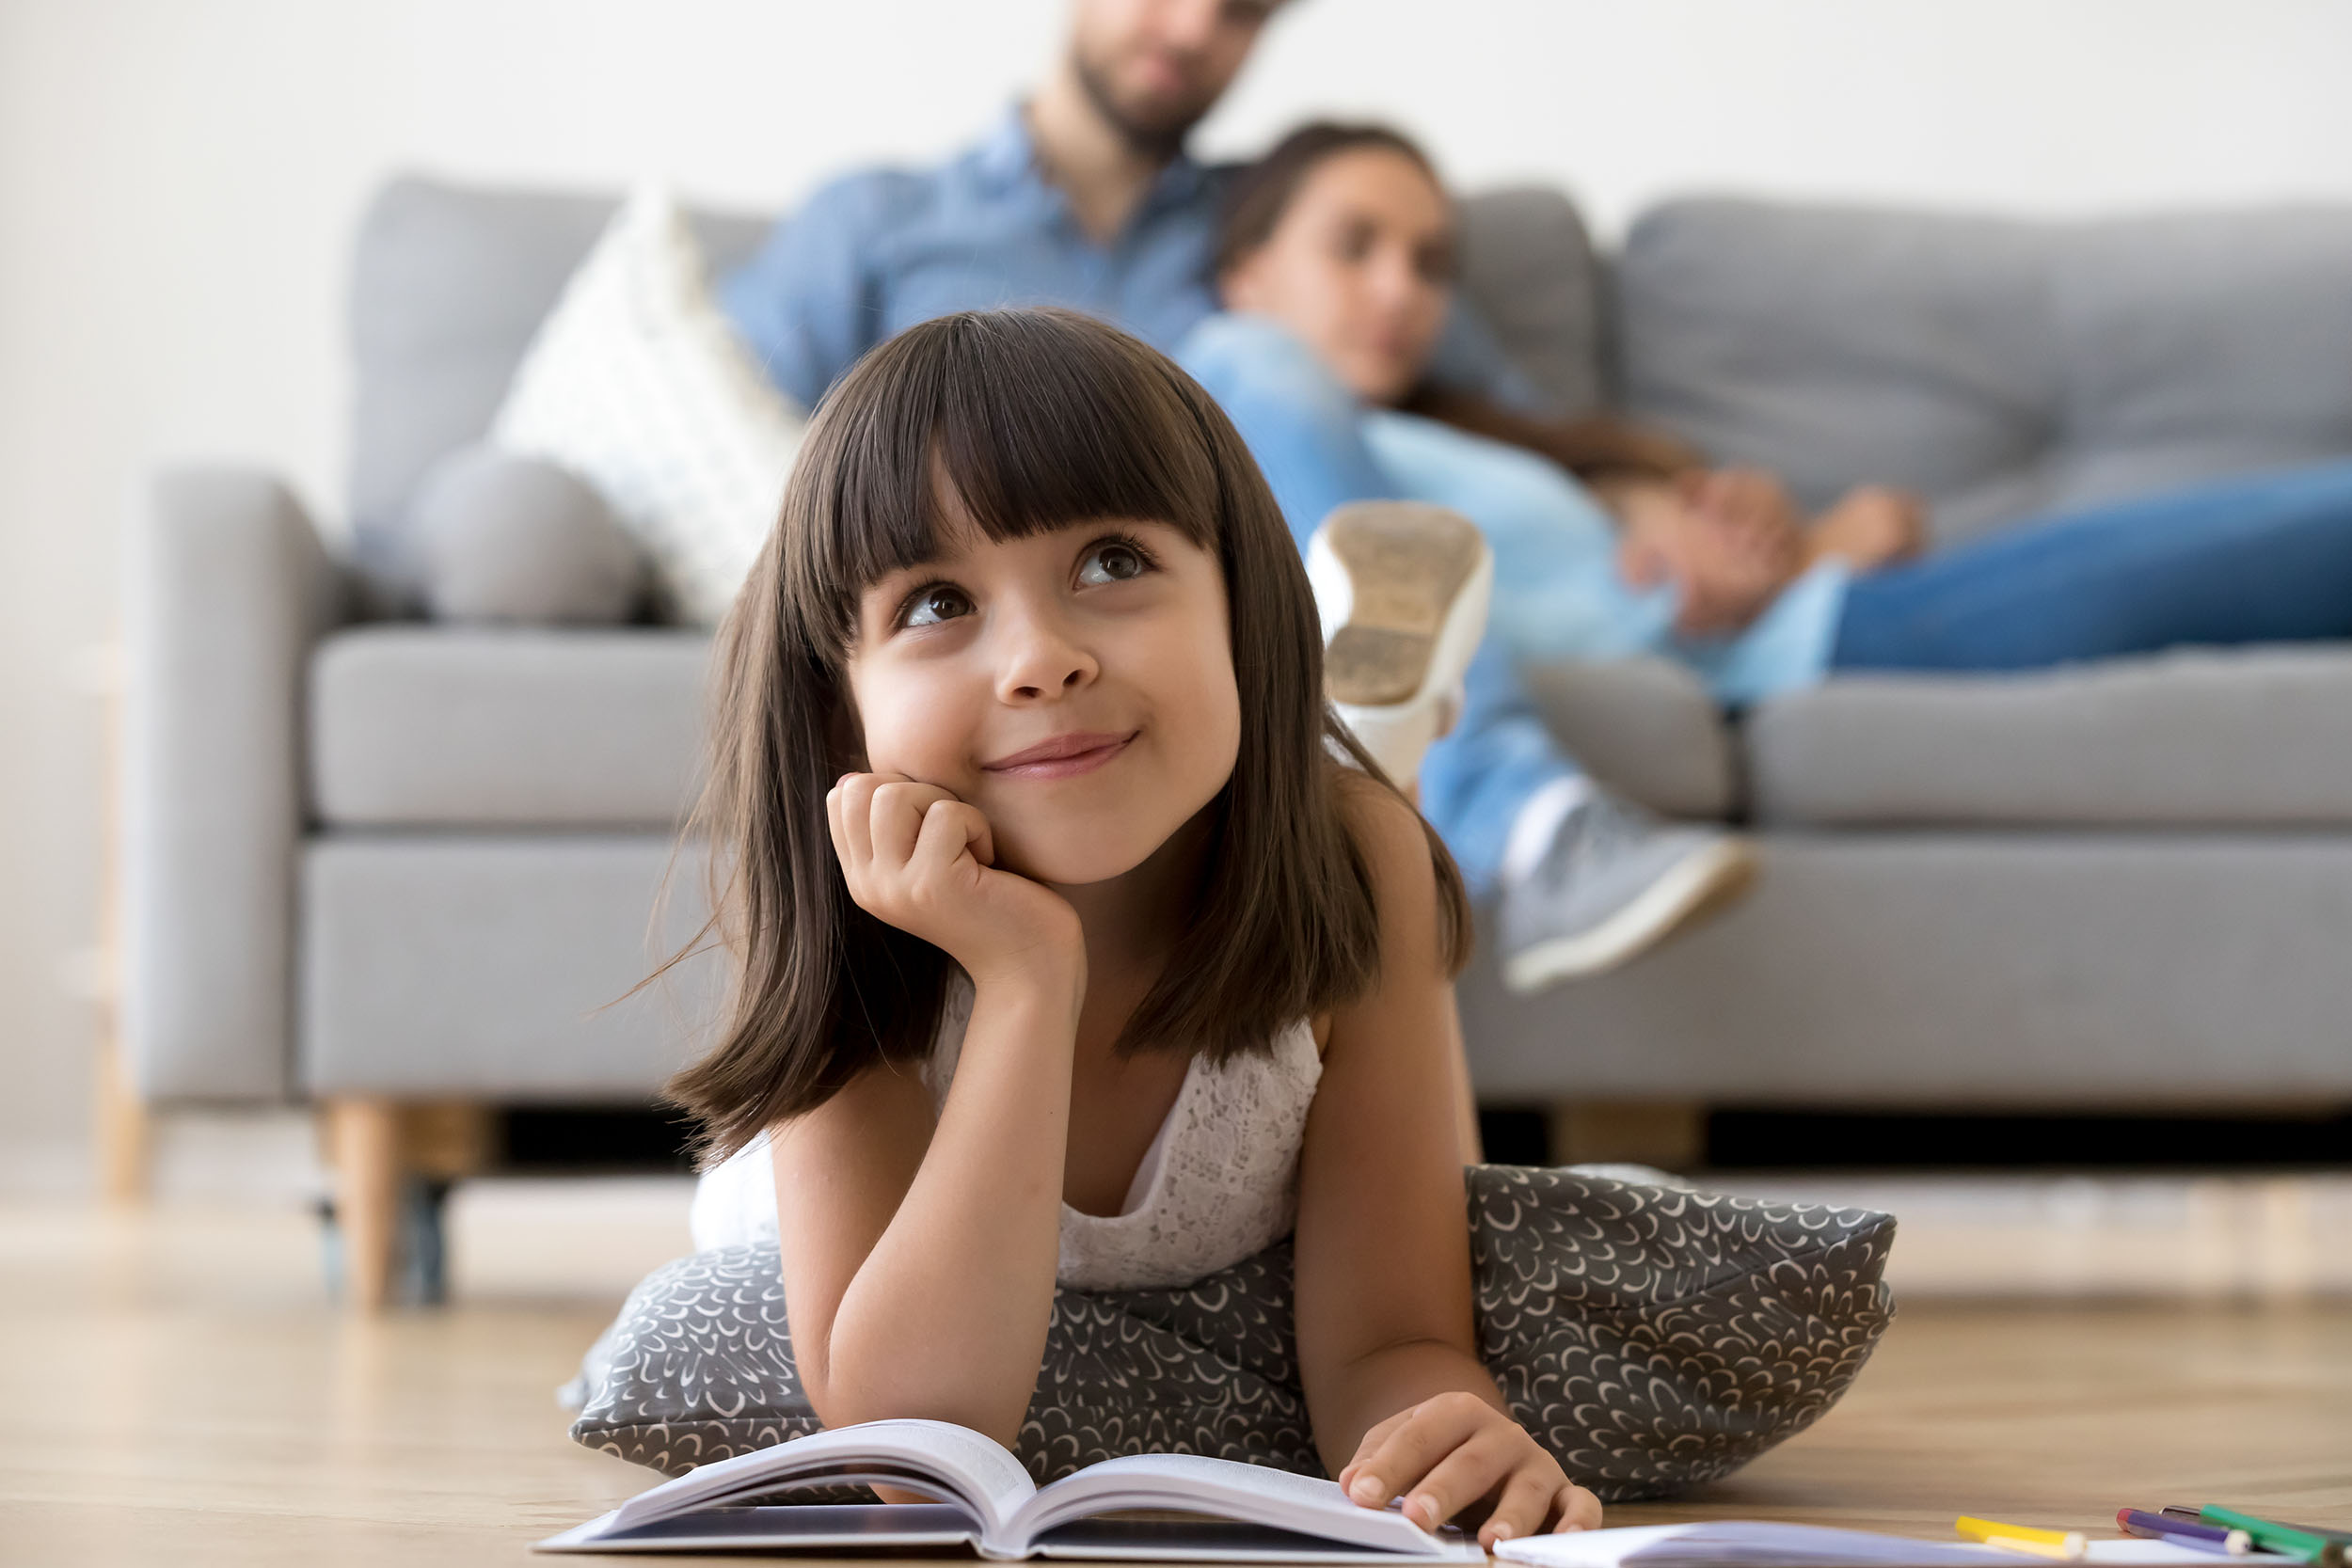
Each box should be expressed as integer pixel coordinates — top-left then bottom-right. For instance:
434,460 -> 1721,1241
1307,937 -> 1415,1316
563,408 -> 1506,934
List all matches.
1336,1390 -> 1600,1549
825,772 -> 1083,987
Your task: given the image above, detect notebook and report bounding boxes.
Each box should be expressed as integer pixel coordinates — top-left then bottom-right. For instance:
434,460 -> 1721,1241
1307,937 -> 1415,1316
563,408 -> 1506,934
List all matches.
1494,1522 -> 2299,1568
535,1418 -> 1485,1560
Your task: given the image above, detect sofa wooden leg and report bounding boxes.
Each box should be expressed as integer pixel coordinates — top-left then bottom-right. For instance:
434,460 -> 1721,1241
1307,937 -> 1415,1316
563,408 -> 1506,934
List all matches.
404,1101 -> 495,1181
95,1034 -> 151,1204
94,664 -> 149,1205
1549,1100 -> 1706,1171
327,1099 -> 403,1310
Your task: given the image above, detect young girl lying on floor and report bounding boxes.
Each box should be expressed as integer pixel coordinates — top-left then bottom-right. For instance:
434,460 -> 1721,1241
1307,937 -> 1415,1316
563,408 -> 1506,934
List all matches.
672,307 -> 1600,1546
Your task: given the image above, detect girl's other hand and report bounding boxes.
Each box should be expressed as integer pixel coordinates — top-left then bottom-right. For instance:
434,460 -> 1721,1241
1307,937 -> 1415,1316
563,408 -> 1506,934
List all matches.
826,772 -> 1084,990
1335,1391 -> 1601,1549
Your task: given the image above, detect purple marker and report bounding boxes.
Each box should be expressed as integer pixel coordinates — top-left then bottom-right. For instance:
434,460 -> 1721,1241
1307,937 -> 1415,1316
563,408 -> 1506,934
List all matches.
2121,1511 -> 2250,1555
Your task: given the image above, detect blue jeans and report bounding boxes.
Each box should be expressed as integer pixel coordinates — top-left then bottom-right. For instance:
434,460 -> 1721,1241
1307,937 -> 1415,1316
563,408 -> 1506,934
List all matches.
1834,460 -> 2352,670
1180,314 -> 1576,895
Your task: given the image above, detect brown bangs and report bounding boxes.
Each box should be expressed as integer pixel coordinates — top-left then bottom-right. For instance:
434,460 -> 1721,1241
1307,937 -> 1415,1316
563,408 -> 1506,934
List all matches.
789,308 -> 1224,661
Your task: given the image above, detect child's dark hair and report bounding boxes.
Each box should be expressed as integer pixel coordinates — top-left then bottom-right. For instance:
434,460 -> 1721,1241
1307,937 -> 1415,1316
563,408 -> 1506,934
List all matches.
666,308 -> 1470,1159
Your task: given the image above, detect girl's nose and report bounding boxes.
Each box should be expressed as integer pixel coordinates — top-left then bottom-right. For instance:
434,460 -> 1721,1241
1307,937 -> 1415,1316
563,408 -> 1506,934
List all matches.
994,611 -> 1099,704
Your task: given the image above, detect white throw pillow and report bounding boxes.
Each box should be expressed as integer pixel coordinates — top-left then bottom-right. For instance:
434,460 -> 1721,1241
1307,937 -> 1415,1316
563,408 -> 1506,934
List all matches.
492,185 -> 805,626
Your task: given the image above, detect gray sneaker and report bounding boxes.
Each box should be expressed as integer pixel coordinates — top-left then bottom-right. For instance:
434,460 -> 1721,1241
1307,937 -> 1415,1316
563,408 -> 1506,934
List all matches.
1499,791 -> 1757,992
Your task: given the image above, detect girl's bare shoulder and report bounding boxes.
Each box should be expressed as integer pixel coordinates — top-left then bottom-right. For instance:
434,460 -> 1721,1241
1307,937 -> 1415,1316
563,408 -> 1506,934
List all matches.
1331,763 -> 1473,979
1333,771 -> 1440,907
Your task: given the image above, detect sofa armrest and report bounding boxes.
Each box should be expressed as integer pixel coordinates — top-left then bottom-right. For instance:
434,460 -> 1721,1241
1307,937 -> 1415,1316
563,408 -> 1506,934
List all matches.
122,467 -> 346,1101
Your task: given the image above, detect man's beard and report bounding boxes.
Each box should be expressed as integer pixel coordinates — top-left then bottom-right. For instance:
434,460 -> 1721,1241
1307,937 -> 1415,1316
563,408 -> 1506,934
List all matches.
1072,48 -> 1210,162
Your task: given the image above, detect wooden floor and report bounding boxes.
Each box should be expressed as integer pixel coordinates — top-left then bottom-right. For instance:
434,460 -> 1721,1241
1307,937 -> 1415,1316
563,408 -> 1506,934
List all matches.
5,1196 -> 2348,1567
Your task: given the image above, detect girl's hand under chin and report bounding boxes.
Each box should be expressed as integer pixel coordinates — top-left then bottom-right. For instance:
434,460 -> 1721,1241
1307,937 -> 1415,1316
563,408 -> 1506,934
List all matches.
826,771 -> 1085,990
1336,1391 -> 1601,1549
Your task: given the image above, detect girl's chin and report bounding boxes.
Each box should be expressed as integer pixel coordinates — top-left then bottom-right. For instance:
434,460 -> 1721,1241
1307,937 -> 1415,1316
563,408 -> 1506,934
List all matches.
1005,847 -> 1154,889
995,829 -> 1170,890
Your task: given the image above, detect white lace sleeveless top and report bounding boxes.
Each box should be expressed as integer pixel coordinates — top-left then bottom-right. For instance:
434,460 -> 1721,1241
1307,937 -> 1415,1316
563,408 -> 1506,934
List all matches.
919,980 -> 1322,1291
686,982 -> 1324,1292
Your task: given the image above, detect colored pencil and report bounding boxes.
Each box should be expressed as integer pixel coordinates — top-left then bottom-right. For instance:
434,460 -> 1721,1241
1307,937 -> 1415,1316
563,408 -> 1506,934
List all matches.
2200,1507 -> 2345,1568
1957,1518 -> 2089,1561
2119,1510 -> 2250,1555
2257,1524 -> 2352,1550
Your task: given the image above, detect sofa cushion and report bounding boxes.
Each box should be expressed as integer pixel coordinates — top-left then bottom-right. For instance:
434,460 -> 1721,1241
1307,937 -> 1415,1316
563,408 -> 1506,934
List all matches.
310,626 -> 709,827
1454,187 -> 1602,414
301,834 -> 720,1097
1747,646 -> 2352,827
492,188 -> 807,626
409,446 -> 647,625
349,178 -> 769,605
1617,199 -> 2352,542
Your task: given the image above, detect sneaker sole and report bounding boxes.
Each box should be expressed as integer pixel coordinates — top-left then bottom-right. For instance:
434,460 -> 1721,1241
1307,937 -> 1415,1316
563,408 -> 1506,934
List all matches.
1502,834 -> 1759,993
1314,502 -> 1490,707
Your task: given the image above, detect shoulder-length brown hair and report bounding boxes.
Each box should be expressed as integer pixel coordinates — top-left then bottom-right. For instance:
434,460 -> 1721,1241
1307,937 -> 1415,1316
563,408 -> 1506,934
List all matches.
666,308 -> 1469,1160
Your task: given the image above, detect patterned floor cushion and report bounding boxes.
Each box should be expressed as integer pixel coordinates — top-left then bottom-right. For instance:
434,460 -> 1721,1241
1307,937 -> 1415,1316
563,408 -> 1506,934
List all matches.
566,1165 -> 1896,1503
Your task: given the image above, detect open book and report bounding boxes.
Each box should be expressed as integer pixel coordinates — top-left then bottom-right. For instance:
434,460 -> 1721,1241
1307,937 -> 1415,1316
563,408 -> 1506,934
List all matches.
536,1418 -> 1486,1560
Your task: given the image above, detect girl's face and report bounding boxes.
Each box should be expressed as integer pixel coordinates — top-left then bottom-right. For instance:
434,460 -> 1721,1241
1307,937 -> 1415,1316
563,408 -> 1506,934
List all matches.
846,508 -> 1243,887
1220,147 -> 1455,405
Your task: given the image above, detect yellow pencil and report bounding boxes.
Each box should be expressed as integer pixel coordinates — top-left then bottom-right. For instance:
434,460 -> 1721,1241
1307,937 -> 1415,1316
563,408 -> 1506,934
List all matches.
1956,1518 -> 2090,1561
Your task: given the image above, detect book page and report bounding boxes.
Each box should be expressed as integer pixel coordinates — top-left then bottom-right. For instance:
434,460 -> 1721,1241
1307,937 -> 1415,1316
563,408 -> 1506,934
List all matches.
1014,1454 -> 1451,1556
604,1418 -> 1035,1538
537,1503 -> 982,1554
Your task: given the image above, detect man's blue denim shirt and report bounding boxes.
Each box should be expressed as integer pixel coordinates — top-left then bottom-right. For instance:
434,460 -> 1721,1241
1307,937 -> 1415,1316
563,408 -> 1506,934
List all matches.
720,106 -> 1541,413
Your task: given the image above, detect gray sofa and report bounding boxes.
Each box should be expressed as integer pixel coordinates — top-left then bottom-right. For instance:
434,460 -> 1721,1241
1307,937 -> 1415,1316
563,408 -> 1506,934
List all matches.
122,177 -> 2352,1302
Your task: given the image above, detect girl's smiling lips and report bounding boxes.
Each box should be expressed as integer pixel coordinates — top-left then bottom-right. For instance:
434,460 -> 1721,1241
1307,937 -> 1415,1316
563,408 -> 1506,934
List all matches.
982,730 -> 1138,780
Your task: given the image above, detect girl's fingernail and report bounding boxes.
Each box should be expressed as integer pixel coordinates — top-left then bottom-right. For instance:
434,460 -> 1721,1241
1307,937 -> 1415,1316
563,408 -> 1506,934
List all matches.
1489,1524 -> 1516,1543
1410,1496 -> 1437,1527
1349,1476 -> 1385,1504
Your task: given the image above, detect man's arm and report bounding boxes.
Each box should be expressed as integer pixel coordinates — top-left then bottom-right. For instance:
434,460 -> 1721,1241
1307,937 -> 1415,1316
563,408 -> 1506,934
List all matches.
718,171 -> 915,409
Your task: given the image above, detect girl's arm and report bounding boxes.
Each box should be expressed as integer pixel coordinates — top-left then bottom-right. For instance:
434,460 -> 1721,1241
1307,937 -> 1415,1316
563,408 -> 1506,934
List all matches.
1294,783 -> 1601,1546
766,773 -> 1086,1447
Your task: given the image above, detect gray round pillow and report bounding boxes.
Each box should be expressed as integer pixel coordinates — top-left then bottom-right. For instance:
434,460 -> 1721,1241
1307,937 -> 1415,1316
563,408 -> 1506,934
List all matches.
409,445 -> 647,624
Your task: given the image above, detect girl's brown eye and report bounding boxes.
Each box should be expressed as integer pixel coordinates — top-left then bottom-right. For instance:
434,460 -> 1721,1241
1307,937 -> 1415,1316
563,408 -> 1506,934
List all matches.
901,584 -> 974,627
1077,541 -> 1150,586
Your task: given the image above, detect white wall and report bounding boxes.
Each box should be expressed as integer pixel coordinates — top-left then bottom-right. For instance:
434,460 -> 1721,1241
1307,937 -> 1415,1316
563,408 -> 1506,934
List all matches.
6,0 -> 2352,1189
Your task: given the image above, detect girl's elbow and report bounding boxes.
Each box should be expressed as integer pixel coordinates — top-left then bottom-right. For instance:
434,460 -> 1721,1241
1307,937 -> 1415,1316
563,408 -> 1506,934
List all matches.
801,1342 -> 1028,1446
807,1381 -> 1027,1449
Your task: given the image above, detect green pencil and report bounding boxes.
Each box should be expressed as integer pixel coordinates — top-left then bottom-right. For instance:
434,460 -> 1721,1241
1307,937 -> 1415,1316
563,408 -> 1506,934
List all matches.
2200,1507 -> 2346,1568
